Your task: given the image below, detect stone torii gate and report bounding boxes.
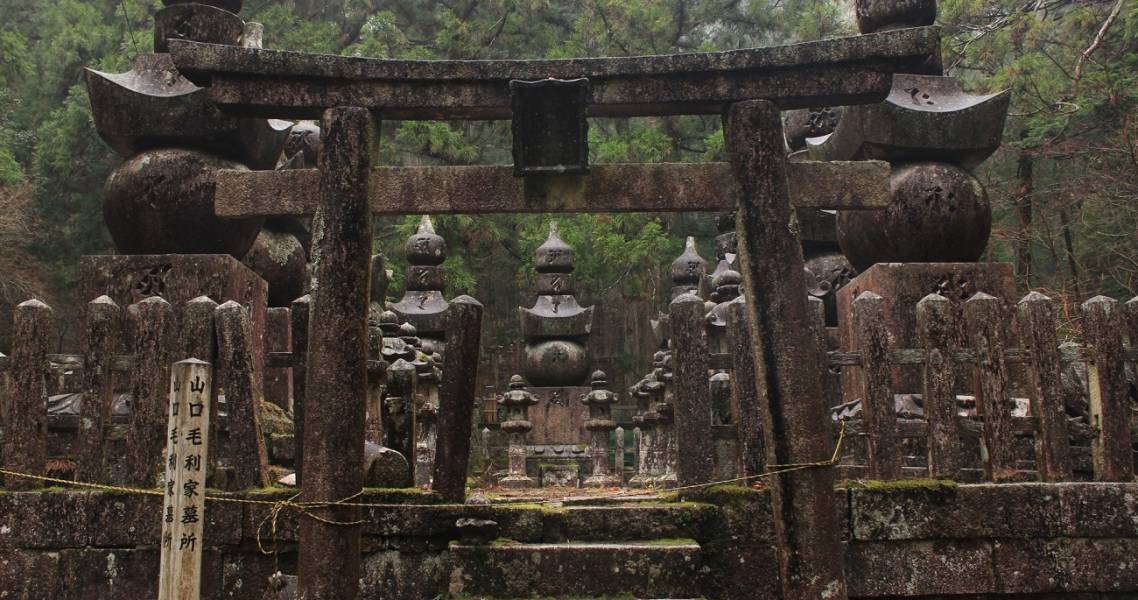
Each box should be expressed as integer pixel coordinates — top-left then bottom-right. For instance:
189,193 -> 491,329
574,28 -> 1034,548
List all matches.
168,25 -> 939,600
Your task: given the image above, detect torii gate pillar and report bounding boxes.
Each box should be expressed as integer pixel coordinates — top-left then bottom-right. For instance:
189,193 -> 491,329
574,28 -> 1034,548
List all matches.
726,99 -> 848,600
297,106 -> 377,600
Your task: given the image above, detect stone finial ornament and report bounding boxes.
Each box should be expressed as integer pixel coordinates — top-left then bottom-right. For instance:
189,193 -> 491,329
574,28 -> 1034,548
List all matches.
670,236 -> 708,299
519,222 -> 594,386
499,375 -> 539,489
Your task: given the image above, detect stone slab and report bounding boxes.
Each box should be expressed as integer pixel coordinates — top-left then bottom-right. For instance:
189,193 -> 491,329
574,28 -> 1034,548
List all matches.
0,492 -> 91,549
526,386 -> 590,445
448,541 -> 704,598
993,538 -> 1138,594
78,254 -> 268,387
847,539 -> 995,597
850,482 -> 1064,541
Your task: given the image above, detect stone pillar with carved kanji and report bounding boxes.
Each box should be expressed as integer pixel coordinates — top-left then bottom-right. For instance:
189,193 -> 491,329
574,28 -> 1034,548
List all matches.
499,375 -> 538,489
582,370 -> 619,488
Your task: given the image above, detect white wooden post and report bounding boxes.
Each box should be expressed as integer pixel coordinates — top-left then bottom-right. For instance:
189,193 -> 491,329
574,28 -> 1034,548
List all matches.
158,358 -> 212,600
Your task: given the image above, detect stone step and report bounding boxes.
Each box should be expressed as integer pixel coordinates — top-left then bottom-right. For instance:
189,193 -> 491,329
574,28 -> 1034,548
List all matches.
491,503 -> 717,543
449,540 -> 705,598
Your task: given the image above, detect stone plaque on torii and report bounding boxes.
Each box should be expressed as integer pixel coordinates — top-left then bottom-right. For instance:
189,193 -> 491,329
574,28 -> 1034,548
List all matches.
168,24 -> 940,600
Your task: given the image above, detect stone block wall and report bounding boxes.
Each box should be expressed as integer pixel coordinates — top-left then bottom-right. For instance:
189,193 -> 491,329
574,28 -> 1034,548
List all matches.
1,482 -> 1136,598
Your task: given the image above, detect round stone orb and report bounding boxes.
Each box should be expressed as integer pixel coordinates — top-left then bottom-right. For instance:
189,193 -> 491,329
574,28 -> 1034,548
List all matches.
104,148 -> 263,257
241,228 -> 308,307
523,340 -> 590,387
855,0 -> 936,33
837,162 -> 991,272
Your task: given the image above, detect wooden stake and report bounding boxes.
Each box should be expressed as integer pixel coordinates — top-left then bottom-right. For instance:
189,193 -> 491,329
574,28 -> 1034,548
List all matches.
158,358 -> 212,600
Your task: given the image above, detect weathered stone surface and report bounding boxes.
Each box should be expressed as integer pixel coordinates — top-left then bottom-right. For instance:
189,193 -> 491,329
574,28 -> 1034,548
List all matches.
0,492 -> 91,548
263,307 -> 291,411
848,539 -> 994,596
1059,482 -> 1138,538
433,296 -> 485,502
215,161 -> 891,218
993,538 -> 1138,594
360,551 -> 450,599
1017,292 -> 1074,481
784,106 -> 843,150
1081,296 -> 1135,481
0,550 -> 61,598
389,216 -> 450,339
2,299 -> 53,490
856,0 -> 937,33
526,386 -> 590,444
169,27 -> 940,118
726,98 -> 847,600
449,541 -> 704,598
214,300 -> 271,490
297,106 -> 376,600
836,262 -> 1015,397
85,53 -> 290,168
669,292 -> 715,487
77,296 -> 122,483
808,74 -> 1009,169
837,162 -> 992,271
60,548 -> 224,599
154,3 -> 244,53
290,294 -> 310,485
520,222 -> 593,387
851,483 -> 1064,541
79,253 -> 269,393
241,229 -> 307,307
124,296 -> 174,487
103,148 -> 262,257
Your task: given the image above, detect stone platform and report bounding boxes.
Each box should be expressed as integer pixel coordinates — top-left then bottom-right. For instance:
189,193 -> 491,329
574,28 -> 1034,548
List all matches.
2,482 -> 1137,598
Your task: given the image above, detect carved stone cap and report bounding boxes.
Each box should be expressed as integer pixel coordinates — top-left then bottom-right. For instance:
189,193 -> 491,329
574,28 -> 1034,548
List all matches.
670,236 -> 707,286
534,222 -> 575,273
405,216 -> 446,266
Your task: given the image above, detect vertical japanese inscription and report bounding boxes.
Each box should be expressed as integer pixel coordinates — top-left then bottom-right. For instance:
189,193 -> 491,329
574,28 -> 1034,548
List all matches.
158,358 -> 212,600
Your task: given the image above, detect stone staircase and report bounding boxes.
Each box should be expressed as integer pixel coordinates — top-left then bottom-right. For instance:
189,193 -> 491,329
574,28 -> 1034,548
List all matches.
447,503 -> 713,598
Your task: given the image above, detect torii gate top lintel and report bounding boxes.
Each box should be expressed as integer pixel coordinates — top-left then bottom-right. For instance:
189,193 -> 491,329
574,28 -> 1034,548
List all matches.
168,26 -> 940,120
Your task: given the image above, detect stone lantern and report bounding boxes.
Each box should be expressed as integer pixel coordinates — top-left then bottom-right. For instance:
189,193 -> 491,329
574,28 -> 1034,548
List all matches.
581,370 -> 620,487
499,375 -> 539,489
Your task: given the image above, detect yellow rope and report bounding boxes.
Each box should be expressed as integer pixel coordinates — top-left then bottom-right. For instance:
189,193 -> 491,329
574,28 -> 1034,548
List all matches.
0,421 -> 846,555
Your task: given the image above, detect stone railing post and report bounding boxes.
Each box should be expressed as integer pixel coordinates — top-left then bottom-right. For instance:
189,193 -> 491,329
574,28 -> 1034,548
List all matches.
1,299 -> 54,490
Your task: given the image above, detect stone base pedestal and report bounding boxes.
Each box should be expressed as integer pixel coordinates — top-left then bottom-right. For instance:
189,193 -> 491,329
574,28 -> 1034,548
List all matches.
527,387 -> 591,445
583,474 -> 619,488
540,463 -> 580,488
499,474 -> 536,489
836,262 -> 1016,399
79,254 -> 269,387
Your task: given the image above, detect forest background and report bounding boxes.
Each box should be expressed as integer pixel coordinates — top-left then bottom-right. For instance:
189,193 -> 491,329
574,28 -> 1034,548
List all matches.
0,0 -> 1135,389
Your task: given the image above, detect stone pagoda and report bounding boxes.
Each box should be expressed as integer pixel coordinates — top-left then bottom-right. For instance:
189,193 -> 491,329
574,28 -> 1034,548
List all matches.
810,0 -> 1013,397
517,222 -> 595,484
389,216 -> 451,354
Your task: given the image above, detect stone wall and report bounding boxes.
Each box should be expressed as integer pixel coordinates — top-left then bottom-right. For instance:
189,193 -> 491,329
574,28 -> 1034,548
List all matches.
2,482 -> 1136,598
